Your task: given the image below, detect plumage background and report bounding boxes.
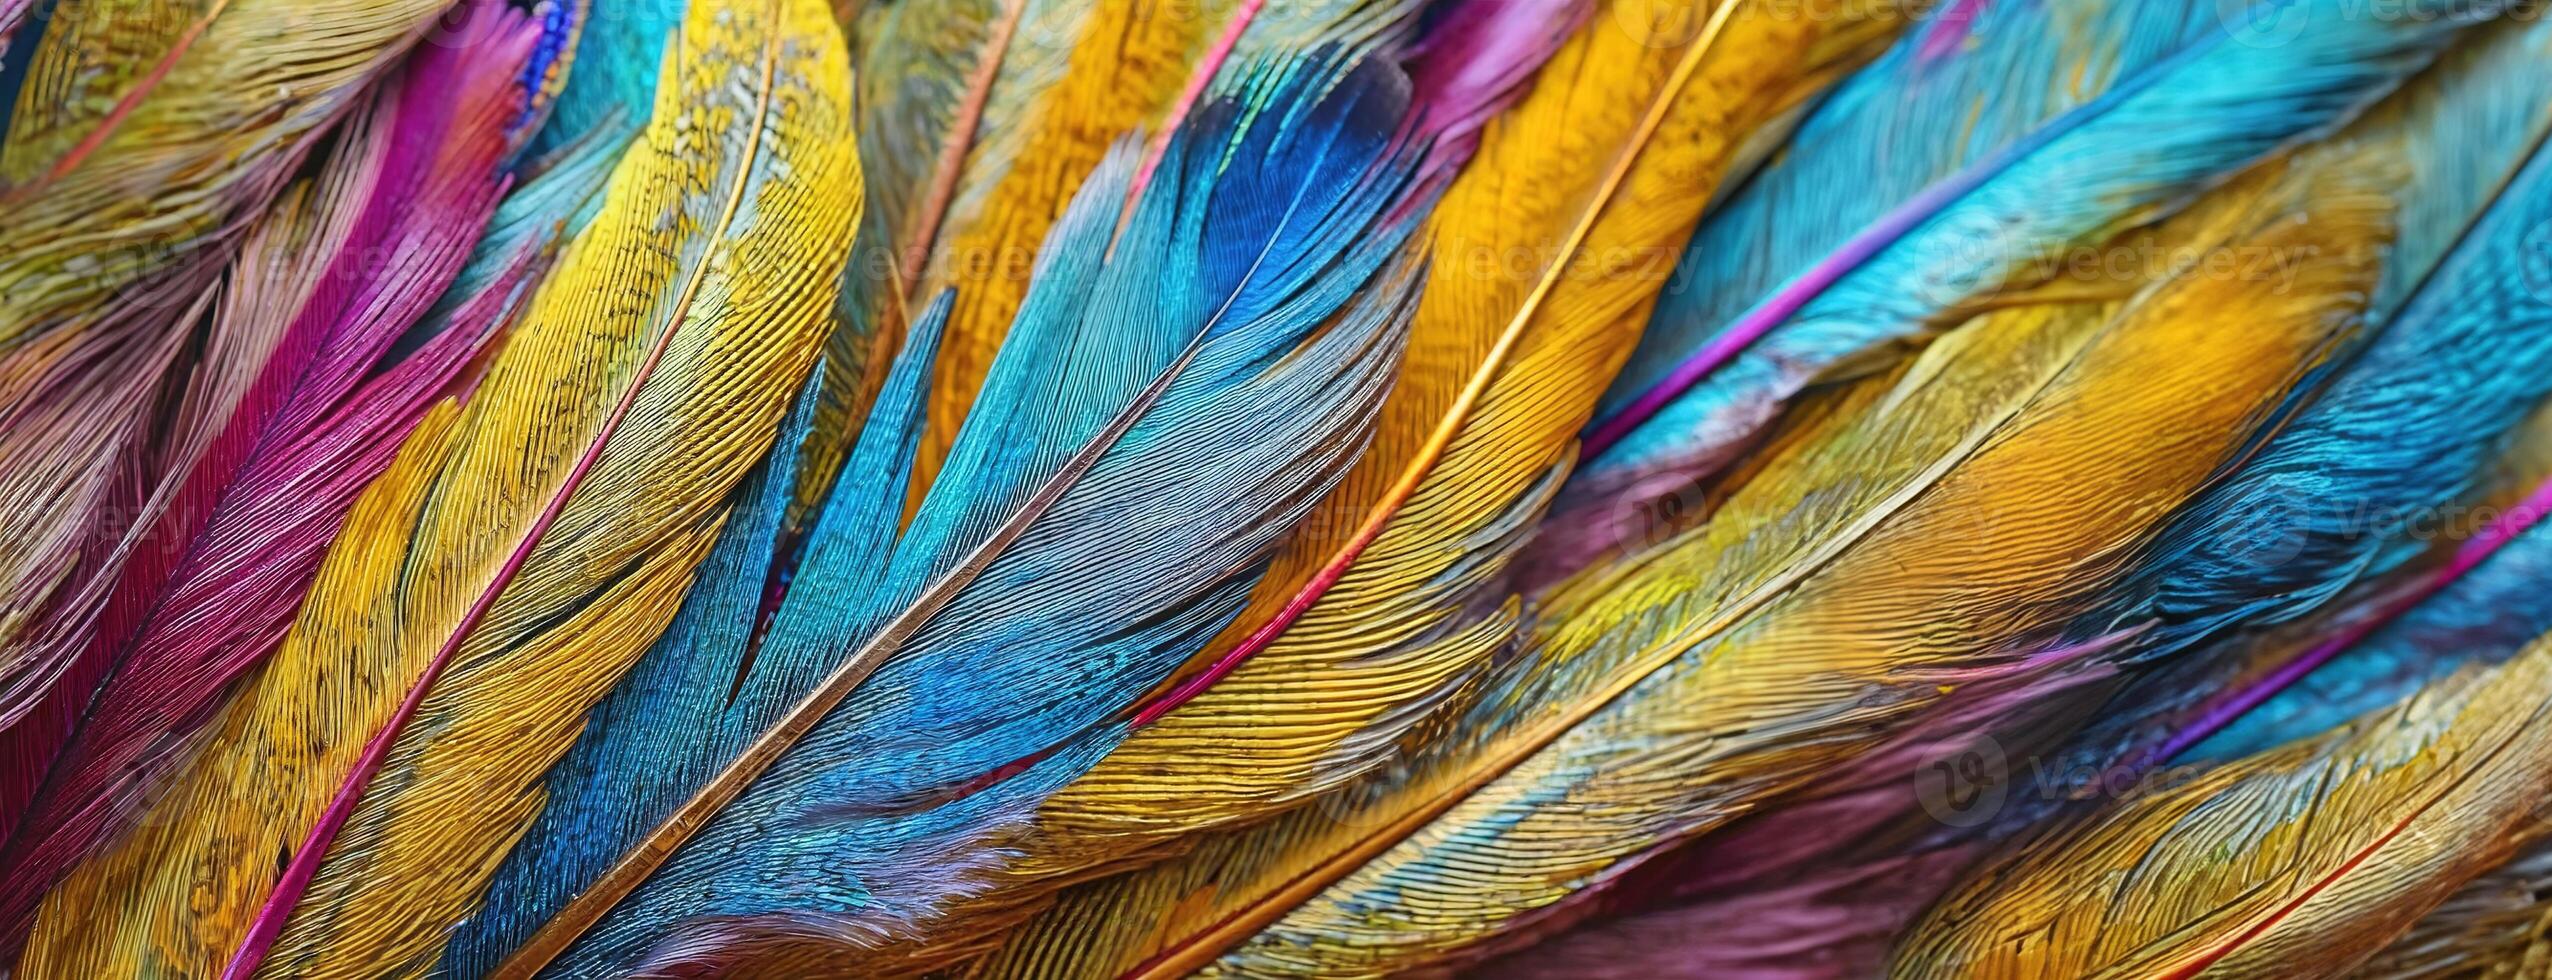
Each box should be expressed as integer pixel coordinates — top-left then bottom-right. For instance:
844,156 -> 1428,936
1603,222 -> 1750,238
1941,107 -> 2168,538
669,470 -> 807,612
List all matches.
0,0 -> 2547,976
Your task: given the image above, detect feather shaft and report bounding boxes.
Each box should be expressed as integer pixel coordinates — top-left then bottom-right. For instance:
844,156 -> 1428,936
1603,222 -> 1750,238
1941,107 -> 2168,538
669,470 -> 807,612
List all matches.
895,0 -> 1027,313
1580,38 -> 2167,458
12,0 -> 230,193
492,79 -> 1402,965
492,329 -> 1216,980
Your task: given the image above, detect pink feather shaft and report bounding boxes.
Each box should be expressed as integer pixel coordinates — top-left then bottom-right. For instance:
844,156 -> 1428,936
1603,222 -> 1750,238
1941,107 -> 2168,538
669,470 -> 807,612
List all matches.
2144,474 -> 2552,767
1125,0 -> 1264,206
1580,34 -> 2115,460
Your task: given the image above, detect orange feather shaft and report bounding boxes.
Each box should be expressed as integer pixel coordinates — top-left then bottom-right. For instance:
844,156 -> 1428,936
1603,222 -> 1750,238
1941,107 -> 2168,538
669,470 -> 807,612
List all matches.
896,0 -> 1027,314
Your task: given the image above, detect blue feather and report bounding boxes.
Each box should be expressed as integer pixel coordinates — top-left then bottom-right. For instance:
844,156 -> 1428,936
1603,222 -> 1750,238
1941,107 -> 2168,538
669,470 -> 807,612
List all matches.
2182,518 -> 2552,763
1974,71 -> 2552,814
476,53 -> 1426,978
2086,127 -> 2552,660
441,290 -> 940,974
524,0 -> 683,159
1535,0 -> 2504,582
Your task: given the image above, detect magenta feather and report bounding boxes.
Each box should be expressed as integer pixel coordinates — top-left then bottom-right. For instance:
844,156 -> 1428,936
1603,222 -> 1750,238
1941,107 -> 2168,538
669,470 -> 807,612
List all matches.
0,1 -> 546,954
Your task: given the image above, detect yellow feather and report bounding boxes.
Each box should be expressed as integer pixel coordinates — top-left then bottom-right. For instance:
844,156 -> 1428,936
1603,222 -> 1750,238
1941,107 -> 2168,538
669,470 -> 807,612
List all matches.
0,0 -> 453,740
0,0 -> 213,183
1055,0 -> 1907,843
0,0 -> 450,348
1011,147 -> 2390,980
18,2 -> 860,976
20,398 -> 464,980
2356,848 -> 2552,979
1896,640 -> 2552,979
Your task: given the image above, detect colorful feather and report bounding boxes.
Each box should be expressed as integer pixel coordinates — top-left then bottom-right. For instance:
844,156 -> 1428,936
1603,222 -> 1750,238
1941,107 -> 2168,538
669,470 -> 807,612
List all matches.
1895,636 -> 2552,978
0,0 -> 467,783
1,0 -> 2545,974
969,0 -> 1917,973
15,2 -> 860,976
1475,17 -> 2552,972
1525,0 -> 2498,587
477,51 -> 1428,979
1072,137 -> 2383,978
0,0 -> 552,958
2361,844 -> 2552,977
882,0 -> 1427,506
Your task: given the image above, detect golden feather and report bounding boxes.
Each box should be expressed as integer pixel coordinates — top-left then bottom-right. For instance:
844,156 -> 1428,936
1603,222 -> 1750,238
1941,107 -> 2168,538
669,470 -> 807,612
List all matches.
1896,641 -> 2552,979
1070,151 -> 2390,980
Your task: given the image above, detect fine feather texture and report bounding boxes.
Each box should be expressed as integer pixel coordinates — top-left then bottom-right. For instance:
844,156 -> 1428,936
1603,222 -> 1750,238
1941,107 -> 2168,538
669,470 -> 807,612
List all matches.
482,54 -> 1427,979
2361,845 -> 2552,978
0,0 -> 546,957
1994,28 -> 2552,813
1182,157 -> 2386,979
246,2 -> 861,973
1030,149 -> 2384,980
970,1 -> 1915,973
436,312 -> 915,978
657,6 -> 1603,974
1895,638 -> 2552,978
0,0 -> 460,763
894,0 -> 1426,502
974,1 -> 1919,969
1476,18 -> 2552,973
2187,414 -> 2552,765
14,2 -> 861,976
1034,0 -> 1607,836
1527,0 -> 2499,588
1520,0 -> 2227,583
10,0 -> 2552,975
0,0 -> 454,348
524,0 -> 677,160
813,0 -> 1052,516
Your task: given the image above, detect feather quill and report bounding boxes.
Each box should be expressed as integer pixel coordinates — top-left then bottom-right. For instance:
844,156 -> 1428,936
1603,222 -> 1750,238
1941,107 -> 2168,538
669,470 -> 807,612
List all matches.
17,2 -> 860,976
